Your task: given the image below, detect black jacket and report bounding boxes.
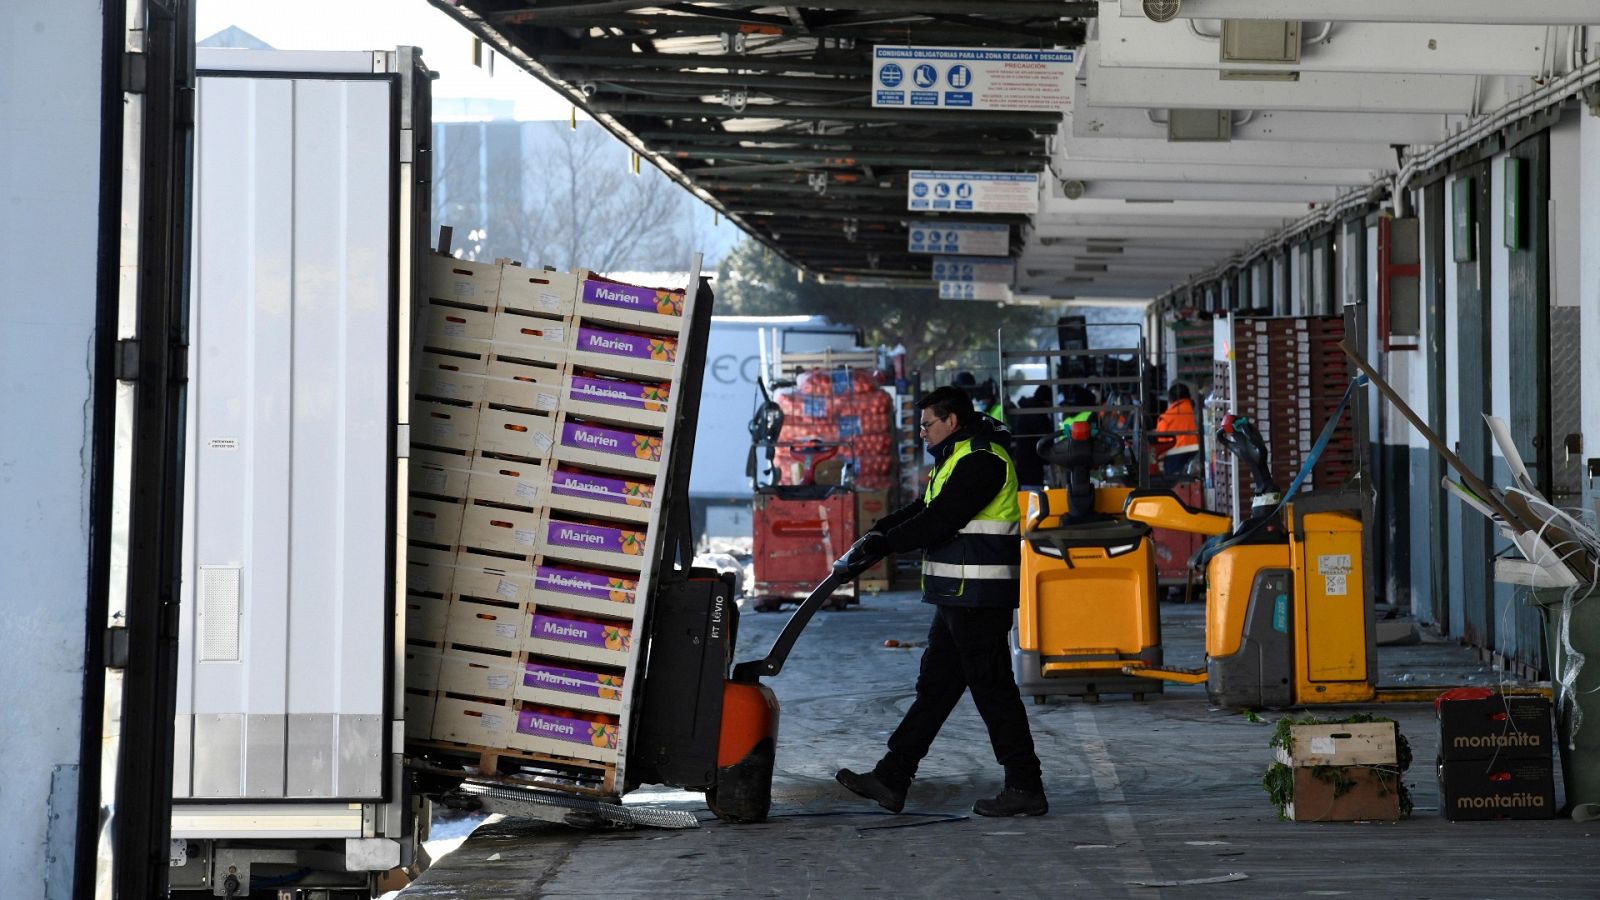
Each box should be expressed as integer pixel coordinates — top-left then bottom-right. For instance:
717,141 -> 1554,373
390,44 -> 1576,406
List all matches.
867,417 -> 1018,607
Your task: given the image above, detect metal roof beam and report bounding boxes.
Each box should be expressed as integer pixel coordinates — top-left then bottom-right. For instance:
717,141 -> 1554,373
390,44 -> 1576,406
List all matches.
592,98 -> 1061,126
1113,0 -> 1600,25
531,14 -> 1084,43
568,68 -> 869,92
670,146 -> 1046,166
538,51 -> 868,75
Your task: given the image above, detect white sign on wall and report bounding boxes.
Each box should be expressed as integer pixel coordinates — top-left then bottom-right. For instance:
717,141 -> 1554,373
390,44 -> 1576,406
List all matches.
907,223 -> 1010,257
931,256 -> 1016,284
908,170 -> 1039,214
939,281 -> 1009,301
872,46 -> 1075,112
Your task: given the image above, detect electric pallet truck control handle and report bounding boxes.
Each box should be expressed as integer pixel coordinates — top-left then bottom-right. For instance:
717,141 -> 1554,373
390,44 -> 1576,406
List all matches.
730,533 -> 885,684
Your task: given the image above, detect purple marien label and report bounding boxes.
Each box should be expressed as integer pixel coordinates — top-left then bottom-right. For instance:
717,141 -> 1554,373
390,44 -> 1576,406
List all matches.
550,468 -> 652,508
561,422 -> 631,457
522,662 -> 624,700
529,613 -> 631,651
534,565 -> 637,603
578,326 -> 654,360
544,519 -> 646,557
516,708 -> 618,748
581,280 -> 685,317
569,375 -> 666,410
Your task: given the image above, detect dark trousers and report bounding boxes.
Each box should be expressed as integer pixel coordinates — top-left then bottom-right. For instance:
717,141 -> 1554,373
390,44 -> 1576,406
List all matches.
876,604 -> 1043,792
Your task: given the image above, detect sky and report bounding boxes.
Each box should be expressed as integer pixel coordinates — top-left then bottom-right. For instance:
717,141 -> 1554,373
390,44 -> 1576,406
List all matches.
194,0 -> 579,120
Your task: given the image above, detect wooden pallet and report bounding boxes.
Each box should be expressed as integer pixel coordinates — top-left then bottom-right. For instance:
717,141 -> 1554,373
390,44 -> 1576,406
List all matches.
407,738 -> 616,797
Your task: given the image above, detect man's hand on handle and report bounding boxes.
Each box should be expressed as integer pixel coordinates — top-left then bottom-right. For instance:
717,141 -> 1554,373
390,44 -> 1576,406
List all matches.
835,531 -> 888,579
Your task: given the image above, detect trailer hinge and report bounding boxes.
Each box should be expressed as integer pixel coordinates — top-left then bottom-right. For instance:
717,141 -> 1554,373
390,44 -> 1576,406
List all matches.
104,626 -> 129,670
176,84 -> 195,127
114,339 -> 140,382
122,51 -> 147,94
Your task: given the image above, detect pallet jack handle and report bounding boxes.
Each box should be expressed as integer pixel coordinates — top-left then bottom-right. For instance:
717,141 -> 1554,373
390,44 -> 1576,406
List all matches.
730,534 -> 884,683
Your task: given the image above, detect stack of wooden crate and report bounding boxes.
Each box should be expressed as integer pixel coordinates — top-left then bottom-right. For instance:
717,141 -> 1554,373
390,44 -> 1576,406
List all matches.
402,253 -> 691,789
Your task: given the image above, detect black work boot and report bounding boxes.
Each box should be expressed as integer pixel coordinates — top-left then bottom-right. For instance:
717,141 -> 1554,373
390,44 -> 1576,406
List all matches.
972,787 -> 1049,817
836,768 -> 907,814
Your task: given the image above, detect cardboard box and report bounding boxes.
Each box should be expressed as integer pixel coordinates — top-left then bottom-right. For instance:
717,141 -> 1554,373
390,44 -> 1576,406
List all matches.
1438,757 -> 1556,820
459,500 -> 544,556
412,400 -> 480,453
474,406 -> 555,459
1287,765 -> 1402,823
498,265 -> 577,318
1437,695 -> 1553,761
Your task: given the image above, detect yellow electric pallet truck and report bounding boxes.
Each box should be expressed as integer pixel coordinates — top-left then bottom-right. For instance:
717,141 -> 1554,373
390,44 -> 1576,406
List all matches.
1120,414 -> 1377,707
1012,416 -> 1164,703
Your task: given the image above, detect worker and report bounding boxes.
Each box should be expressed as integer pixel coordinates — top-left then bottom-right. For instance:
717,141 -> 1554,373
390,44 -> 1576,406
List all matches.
836,385 -> 1047,818
1057,385 -> 1097,436
1153,382 -> 1200,477
952,370 -> 1006,424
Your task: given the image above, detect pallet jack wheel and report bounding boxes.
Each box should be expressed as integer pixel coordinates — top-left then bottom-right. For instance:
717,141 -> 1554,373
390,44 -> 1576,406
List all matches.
708,738 -> 775,824
1031,695 -> 1048,706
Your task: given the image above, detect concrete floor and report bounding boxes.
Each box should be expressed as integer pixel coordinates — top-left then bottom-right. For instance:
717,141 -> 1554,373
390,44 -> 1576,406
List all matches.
399,591 -> 1596,899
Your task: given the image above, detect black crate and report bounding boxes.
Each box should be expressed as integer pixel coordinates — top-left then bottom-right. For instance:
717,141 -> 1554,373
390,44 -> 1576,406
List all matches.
1437,695 -> 1554,761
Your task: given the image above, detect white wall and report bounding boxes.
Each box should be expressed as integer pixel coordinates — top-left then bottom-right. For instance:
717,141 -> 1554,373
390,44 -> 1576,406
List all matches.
0,2 -> 103,894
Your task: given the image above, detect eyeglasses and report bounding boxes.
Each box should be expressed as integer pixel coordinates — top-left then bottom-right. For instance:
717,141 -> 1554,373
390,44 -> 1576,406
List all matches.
918,416 -> 946,431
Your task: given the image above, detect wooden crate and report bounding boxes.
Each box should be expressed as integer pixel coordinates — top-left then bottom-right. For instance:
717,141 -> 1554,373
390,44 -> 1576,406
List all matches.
436,647 -> 520,702
498,265 -> 578,319
567,321 -> 677,382
558,370 -> 670,431
522,608 -> 632,668
404,593 -> 450,644
409,448 -> 472,500
528,562 -> 639,620
474,406 -> 555,459
406,736 -> 615,797
403,690 -> 438,742
537,513 -> 649,573
443,596 -> 531,653
504,705 -> 620,766
404,643 -> 444,693
405,544 -> 459,596
573,274 -> 687,335
551,413 -> 664,480
514,656 -> 625,717
491,309 -> 572,367
415,350 -> 489,404
426,254 -> 501,307
1274,722 -> 1397,767
412,400 -> 480,453
482,355 -> 564,412
450,549 -> 535,604
544,465 -> 654,525
429,696 -> 514,750
407,496 -> 465,548
467,454 -> 551,510
459,500 -> 545,557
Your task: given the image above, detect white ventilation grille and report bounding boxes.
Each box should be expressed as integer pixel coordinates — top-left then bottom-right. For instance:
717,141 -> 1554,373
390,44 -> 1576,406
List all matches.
199,566 -> 242,661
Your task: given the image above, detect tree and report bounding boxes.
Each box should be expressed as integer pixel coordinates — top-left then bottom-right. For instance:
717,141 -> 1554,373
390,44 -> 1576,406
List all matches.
714,236 -> 1054,374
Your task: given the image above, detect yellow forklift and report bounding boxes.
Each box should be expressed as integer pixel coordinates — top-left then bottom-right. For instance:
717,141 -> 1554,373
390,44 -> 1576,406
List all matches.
1121,414 -> 1376,706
